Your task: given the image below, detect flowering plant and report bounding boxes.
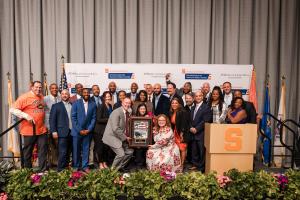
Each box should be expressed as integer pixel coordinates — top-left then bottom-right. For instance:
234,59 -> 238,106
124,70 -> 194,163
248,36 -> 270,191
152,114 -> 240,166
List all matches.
160,170 -> 176,182
216,175 -> 231,188
0,192 -> 7,200
67,171 -> 84,188
273,173 -> 288,191
30,172 -> 45,185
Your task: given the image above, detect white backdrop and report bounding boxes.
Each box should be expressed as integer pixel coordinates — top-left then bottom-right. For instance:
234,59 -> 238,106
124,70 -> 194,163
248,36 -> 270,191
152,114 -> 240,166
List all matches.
65,63 -> 253,99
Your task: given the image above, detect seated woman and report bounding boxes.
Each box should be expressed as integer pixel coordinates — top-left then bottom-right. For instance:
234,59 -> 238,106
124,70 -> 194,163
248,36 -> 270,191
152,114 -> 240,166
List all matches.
132,90 -> 153,115
146,114 -> 181,173
207,86 -> 228,124
226,97 -> 247,124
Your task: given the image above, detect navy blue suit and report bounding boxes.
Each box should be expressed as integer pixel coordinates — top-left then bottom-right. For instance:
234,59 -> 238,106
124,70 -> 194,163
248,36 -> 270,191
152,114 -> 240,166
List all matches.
71,99 -> 97,170
190,102 -> 212,172
153,93 -> 170,116
49,102 -> 72,171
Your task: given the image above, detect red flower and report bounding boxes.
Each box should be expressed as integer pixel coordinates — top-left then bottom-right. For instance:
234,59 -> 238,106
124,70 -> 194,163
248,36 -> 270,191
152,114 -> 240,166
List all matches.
68,180 -> 74,187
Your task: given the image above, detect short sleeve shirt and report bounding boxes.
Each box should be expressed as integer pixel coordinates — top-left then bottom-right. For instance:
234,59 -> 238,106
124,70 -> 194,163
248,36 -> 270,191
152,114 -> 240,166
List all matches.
13,91 -> 47,135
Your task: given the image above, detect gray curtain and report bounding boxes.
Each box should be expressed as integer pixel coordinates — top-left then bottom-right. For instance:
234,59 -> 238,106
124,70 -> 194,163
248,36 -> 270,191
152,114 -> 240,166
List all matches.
0,0 -> 299,156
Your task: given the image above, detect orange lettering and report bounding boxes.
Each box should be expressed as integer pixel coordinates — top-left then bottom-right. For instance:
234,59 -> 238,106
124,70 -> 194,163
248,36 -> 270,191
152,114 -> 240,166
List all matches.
224,128 -> 242,151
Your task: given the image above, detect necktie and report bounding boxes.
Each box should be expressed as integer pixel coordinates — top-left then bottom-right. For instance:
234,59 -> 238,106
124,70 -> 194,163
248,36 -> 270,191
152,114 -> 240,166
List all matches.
125,111 -> 130,136
148,95 -> 151,102
193,105 -> 199,120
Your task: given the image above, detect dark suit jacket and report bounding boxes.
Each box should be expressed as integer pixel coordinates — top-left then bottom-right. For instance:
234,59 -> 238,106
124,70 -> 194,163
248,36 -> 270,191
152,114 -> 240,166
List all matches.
126,92 -> 138,101
49,102 -> 71,138
90,95 -> 103,107
153,93 -> 170,116
71,99 -> 97,137
113,101 -> 122,110
170,93 -> 184,106
94,103 -> 112,137
245,101 -> 257,124
190,103 -> 213,140
171,109 -> 191,143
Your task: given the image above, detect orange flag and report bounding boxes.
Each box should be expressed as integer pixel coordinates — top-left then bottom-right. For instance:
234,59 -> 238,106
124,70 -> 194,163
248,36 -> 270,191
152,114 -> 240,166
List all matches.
249,68 -> 258,112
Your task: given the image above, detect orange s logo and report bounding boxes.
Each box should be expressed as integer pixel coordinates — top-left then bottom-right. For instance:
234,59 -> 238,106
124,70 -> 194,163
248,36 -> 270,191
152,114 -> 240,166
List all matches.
224,128 -> 242,151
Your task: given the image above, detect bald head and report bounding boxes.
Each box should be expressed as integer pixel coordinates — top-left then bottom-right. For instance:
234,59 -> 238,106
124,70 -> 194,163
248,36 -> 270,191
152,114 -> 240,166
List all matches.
153,83 -> 162,96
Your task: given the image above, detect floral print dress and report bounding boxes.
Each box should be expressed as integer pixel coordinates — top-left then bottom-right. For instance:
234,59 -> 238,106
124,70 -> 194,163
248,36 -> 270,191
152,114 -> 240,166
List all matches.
146,127 -> 181,173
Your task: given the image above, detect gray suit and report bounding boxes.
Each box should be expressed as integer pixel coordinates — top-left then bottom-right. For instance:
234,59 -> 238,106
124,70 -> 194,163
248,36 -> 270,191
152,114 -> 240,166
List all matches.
102,107 -> 133,170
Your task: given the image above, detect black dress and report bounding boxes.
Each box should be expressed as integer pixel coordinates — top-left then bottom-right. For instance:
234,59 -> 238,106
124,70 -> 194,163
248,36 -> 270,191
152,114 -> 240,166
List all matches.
93,103 -> 113,163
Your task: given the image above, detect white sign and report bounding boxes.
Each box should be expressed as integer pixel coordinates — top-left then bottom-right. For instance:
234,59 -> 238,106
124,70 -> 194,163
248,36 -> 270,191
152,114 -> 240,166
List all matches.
65,63 -> 253,99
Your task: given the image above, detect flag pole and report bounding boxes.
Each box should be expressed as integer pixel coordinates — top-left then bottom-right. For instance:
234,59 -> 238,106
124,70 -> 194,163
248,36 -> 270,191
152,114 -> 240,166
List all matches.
43,72 -> 48,96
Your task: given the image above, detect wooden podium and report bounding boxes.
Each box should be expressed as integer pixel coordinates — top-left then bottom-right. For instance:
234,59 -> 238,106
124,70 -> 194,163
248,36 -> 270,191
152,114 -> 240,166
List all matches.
204,123 -> 257,175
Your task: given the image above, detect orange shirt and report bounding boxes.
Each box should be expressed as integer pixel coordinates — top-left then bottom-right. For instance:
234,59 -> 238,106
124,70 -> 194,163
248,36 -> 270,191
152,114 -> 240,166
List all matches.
13,91 -> 47,135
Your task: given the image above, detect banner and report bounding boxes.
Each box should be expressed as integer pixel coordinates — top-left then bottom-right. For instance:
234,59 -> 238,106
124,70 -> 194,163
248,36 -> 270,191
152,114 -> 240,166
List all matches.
65,63 -> 253,99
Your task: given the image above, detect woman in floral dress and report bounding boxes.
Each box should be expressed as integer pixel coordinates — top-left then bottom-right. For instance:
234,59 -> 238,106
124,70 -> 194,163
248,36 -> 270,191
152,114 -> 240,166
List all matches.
146,114 -> 181,173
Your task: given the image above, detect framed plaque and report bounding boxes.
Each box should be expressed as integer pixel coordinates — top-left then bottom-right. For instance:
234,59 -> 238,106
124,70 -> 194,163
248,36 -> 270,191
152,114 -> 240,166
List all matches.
128,117 -> 153,147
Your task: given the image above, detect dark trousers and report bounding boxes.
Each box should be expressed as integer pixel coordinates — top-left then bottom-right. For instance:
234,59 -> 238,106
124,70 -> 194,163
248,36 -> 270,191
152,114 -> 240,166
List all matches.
191,139 -> 205,172
93,132 -> 110,163
134,148 -> 146,167
23,134 -> 48,171
57,135 -> 72,171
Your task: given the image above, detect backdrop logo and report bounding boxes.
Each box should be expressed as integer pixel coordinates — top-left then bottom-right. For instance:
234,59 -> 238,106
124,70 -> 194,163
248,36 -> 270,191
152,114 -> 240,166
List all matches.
108,73 -> 134,79
224,128 -> 242,151
185,73 -> 211,80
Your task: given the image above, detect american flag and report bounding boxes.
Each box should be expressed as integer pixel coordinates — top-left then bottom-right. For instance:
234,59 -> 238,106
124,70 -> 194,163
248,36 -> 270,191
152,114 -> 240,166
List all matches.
59,66 -> 68,93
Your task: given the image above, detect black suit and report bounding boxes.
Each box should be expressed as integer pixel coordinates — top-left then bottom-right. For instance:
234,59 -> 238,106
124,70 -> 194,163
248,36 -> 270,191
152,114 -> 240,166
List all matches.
245,101 -> 257,124
190,102 -> 212,172
93,103 -> 113,163
153,93 -> 170,116
49,102 -> 72,171
184,104 -> 193,163
126,92 -> 138,101
90,95 -> 103,107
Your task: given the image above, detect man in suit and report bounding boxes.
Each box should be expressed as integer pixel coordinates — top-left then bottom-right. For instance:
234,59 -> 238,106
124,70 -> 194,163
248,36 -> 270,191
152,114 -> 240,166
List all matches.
223,81 -> 233,107
70,83 -> 83,104
167,82 -> 184,106
89,84 -> 102,167
44,83 -> 61,167
152,83 -> 170,116
126,82 -> 139,102
102,97 -> 134,171
183,92 -> 194,164
145,84 -> 154,102
189,91 -> 213,172
90,85 -> 102,107
71,88 -> 97,172
233,90 -> 257,124
49,89 -> 72,171
201,82 -> 211,103
108,81 -> 118,104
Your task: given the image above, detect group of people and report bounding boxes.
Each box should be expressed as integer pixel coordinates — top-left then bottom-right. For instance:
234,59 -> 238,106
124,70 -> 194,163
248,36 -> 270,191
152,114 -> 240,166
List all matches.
10,79 -> 257,174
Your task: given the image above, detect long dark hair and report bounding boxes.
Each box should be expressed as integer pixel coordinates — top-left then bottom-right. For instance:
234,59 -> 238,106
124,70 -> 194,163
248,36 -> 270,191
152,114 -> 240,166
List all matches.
135,90 -> 148,102
136,103 -> 148,117
208,86 -> 224,113
170,97 -> 183,115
